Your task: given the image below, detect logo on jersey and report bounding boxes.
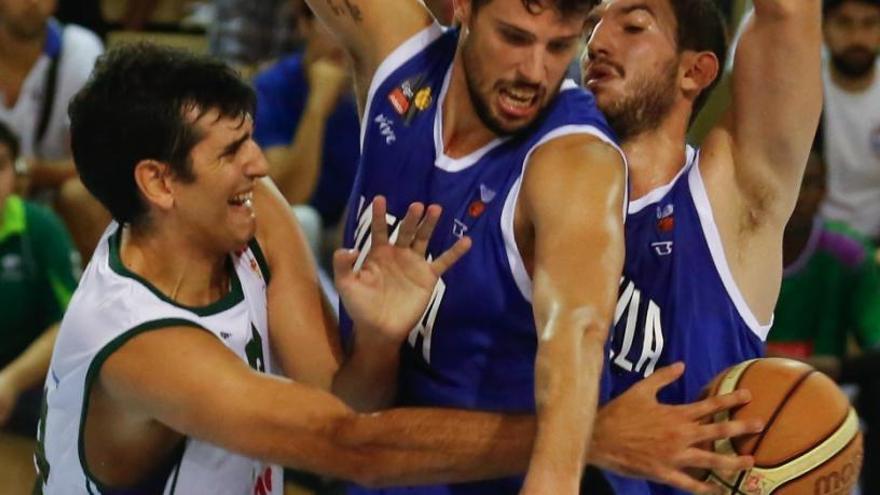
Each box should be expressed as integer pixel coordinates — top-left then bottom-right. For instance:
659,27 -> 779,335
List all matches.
374,114 -> 397,145
245,323 -> 266,372
467,184 -> 497,219
651,241 -> 673,256
253,466 -> 274,495
610,278 -> 664,377
387,74 -> 433,124
656,203 -> 674,232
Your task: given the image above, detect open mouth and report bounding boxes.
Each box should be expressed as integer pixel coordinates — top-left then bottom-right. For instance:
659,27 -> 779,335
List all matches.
498,86 -> 540,119
228,191 -> 254,210
584,62 -> 621,88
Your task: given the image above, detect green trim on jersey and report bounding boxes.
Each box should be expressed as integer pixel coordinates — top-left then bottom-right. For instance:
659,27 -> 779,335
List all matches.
0,195 -> 26,242
248,238 -> 271,284
107,226 -> 244,316
77,318 -> 208,494
48,270 -> 74,309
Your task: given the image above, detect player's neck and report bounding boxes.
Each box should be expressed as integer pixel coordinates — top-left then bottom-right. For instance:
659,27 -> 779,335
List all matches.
622,116 -> 690,200
120,224 -> 232,308
0,26 -> 45,72
440,59 -> 501,158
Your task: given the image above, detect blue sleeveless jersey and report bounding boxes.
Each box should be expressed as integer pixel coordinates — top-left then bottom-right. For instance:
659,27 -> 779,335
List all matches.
600,148 -> 768,495
340,24 -> 622,495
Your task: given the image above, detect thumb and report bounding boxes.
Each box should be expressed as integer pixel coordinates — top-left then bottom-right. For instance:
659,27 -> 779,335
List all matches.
332,248 -> 360,283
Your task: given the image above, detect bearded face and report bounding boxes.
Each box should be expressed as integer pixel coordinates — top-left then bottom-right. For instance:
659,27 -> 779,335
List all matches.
597,55 -> 679,140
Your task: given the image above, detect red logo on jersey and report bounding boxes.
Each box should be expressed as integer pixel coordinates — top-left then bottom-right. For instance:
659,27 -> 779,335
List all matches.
468,200 -> 486,218
388,88 -> 410,115
253,466 -> 273,495
657,216 -> 674,232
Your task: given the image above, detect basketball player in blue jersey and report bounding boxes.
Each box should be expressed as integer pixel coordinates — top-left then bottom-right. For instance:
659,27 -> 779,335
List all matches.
582,0 -> 822,493
305,0 -> 761,494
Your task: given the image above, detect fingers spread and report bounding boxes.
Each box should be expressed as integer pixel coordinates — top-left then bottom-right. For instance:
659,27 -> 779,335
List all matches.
333,248 -> 360,282
412,204 -> 443,256
684,389 -> 754,420
395,202 -> 425,248
431,236 -> 472,275
692,419 -> 764,444
371,196 -> 390,246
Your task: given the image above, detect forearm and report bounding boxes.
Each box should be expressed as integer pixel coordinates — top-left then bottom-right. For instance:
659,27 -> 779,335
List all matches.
329,407 -> 536,487
524,324 -> 605,492
0,324 -> 59,392
332,329 -> 401,411
29,159 -> 78,189
269,105 -> 329,205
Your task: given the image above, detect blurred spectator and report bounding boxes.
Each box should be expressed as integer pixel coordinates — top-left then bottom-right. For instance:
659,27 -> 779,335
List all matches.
210,0 -> 295,66
818,0 -> 880,240
0,0 -> 108,261
767,152 -> 880,492
253,1 -> 359,241
0,122 -> 78,456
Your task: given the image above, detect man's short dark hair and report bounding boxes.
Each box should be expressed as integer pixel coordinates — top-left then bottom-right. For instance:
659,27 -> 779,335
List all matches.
823,0 -> 880,15
69,43 -> 255,226
471,0 -> 599,18
669,0 -> 729,118
0,121 -> 20,160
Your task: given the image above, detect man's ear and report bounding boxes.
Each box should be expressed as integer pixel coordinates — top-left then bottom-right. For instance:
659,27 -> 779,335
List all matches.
455,0 -> 473,28
133,159 -> 175,212
681,50 -> 720,96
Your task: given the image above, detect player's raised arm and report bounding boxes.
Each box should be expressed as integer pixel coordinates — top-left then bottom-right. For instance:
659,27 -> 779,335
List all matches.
303,0 -> 434,95
517,135 -> 626,493
717,0 -> 823,226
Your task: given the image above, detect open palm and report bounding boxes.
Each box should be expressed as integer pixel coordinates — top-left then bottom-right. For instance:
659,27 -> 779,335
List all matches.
334,196 -> 471,342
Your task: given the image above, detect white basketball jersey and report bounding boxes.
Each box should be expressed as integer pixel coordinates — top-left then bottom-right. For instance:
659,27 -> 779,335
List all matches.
36,223 -> 282,495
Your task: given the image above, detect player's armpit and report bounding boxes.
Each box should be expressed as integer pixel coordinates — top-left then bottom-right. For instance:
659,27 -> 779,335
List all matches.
589,363 -> 763,494
517,134 -> 626,494
253,178 -> 342,389
707,0 -> 822,227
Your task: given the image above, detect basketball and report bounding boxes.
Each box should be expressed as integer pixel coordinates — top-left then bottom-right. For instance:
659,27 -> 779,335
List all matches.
701,358 -> 863,494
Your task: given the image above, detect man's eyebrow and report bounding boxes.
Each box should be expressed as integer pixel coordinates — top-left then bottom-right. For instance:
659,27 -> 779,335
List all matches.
220,132 -> 251,158
496,20 -> 537,42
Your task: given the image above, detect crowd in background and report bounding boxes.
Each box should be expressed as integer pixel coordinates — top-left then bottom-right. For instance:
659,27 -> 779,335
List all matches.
0,0 -> 877,493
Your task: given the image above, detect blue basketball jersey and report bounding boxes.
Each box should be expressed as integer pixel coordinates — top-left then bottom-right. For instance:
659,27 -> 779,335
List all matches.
600,148 -> 768,495
340,24 -> 622,495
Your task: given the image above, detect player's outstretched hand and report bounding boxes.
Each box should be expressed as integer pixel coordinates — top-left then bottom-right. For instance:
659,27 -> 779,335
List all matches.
590,362 -> 764,495
334,196 -> 471,342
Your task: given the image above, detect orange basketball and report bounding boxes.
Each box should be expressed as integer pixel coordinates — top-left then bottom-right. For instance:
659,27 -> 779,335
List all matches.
701,358 -> 863,494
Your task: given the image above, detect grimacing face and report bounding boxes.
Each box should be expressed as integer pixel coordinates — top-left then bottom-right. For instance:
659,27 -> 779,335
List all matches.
824,0 -> 880,79
459,0 -> 587,136
581,0 -> 681,140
